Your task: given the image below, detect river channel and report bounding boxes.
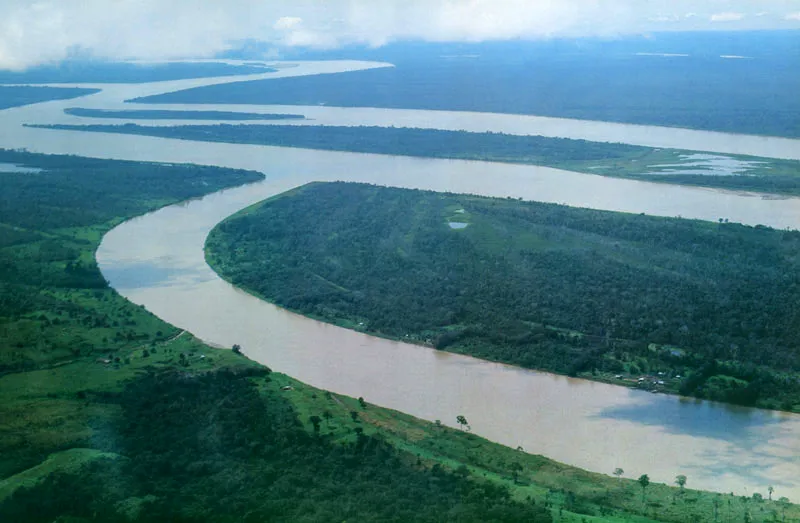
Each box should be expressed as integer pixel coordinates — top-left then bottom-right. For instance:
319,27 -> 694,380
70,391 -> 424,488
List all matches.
2,60 -> 799,499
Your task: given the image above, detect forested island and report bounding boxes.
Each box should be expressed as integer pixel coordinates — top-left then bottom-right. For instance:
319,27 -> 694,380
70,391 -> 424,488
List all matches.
207,182 -> 800,413
64,107 -> 305,120
36,123 -> 800,196
0,86 -> 100,110
1,149 -> 765,521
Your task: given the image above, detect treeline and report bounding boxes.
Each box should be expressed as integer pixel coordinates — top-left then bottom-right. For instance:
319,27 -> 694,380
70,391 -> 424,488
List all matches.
0,86 -> 99,110
37,123 -> 800,196
0,368 -> 552,522
64,107 -> 305,120
207,182 -> 800,411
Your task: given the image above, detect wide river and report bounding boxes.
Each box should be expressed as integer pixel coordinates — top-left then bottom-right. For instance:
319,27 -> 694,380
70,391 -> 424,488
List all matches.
3,60 -> 800,499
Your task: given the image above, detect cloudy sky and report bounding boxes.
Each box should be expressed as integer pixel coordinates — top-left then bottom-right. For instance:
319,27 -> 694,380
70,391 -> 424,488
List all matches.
1,0 -> 799,70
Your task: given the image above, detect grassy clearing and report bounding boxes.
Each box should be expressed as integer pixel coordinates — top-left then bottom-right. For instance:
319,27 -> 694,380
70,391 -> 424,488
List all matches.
0,448 -> 121,503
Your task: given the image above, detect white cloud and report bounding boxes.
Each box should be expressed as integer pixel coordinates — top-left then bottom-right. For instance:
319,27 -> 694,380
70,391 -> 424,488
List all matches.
710,12 -> 745,22
0,0 -> 797,71
785,12 -> 800,20
274,16 -> 303,30
649,14 -> 681,23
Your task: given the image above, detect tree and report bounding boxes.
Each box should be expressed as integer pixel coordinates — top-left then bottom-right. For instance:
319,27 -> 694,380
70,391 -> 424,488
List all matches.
638,474 -> 650,507
613,468 -> 624,482
350,410 -> 359,422
456,415 -> 469,431
358,396 -> 367,408
322,410 -> 332,428
510,462 -> 523,484
309,415 -> 321,434
768,485 -> 774,501
778,497 -> 790,523
675,474 -> 687,491
232,343 -> 242,355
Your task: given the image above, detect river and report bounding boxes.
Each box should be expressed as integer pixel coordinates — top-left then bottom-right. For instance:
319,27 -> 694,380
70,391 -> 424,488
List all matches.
2,60 -> 799,499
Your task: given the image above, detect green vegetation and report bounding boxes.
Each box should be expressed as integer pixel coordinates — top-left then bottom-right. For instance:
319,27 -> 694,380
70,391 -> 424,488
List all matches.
0,149 -> 264,482
0,86 -> 100,110
206,182 -> 800,412
64,107 -> 304,120
36,123 -> 800,196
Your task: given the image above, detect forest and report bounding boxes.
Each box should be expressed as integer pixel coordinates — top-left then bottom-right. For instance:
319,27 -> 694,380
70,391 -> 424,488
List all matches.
206,182 -> 800,412
0,368 -> 552,522
132,49 -> 800,138
37,123 -> 800,196
0,149 -> 263,476
64,107 -> 305,120
0,86 -> 99,110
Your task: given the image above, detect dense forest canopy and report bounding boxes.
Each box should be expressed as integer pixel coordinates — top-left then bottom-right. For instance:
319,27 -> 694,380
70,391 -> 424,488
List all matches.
207,183 -> 800,412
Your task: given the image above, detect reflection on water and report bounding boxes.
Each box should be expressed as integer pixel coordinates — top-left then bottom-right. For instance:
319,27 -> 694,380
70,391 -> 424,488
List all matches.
596,396 -> 786,444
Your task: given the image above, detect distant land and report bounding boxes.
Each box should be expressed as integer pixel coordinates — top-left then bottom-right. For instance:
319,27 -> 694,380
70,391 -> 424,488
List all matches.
136,35 -> 800,138
0,61 -> 273,84
0,86 -> 99,110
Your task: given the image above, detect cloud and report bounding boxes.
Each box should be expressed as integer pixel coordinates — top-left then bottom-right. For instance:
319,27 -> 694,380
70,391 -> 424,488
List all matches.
710,12 -> 745,22
0,0 -> 797,71
786,12 -> 800,21
274,16 -> 302,30
648,14 -> 681,23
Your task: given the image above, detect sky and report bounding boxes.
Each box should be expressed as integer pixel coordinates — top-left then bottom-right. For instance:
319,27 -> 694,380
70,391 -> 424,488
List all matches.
0,0 -> 799,70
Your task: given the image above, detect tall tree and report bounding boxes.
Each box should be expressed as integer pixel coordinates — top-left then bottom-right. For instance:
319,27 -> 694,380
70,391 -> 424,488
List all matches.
456,415 -> 469,431
613,468 -> 624,482
638,474 -> 650,508
675,474 -> 687,491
